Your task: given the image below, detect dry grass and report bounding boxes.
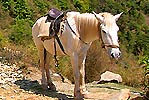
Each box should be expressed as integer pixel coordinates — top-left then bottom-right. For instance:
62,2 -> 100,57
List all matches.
0,37 -> 145,90
85,41 -> 144,90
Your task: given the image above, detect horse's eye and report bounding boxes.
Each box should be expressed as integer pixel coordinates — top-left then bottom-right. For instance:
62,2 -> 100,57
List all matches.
102,30 -> 107,34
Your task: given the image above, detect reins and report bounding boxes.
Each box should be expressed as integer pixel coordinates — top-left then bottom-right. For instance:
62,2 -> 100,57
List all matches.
66,19 -> 88,44
53,12 -> 119,67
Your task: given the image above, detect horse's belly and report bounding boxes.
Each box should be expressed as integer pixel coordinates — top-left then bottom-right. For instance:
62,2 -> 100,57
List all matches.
43,39 -> 67,56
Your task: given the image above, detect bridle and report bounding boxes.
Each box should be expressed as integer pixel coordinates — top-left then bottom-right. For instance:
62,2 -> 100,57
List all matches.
98,23 -> 119,49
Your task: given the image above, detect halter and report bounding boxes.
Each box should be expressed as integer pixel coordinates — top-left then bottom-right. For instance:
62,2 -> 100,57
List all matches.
98,23 -> 119,48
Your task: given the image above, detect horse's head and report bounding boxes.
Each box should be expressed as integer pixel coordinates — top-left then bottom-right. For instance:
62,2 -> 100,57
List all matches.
93,11 -> 123,60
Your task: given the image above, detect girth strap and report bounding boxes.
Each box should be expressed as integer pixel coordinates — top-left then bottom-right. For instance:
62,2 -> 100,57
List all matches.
54,33 -> 66,55
51,12 -> 67,67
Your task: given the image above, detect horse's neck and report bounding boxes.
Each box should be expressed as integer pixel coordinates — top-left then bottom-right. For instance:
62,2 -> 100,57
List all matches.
75,13 -> 99,43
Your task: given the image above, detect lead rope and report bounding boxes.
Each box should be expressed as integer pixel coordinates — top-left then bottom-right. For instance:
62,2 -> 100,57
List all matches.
54,38 -> 59,67
53,37 -> 65,82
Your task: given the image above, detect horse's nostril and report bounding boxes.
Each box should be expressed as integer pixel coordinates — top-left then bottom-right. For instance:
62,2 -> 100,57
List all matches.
119,52 -> 121,57
111,53 -> 114,58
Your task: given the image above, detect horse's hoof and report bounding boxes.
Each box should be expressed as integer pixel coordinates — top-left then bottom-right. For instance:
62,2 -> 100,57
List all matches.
41,84 -> 48,90
74,92 -> 91,100
83,93 -> 90,99
74,91 -> 84,100
74,96 -> 84,100
48,83 -> 56,91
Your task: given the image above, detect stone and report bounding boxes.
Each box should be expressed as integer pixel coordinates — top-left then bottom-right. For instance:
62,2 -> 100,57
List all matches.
98,71 -> 122,83
0,96 -> 6,100
0,80 -> 6,84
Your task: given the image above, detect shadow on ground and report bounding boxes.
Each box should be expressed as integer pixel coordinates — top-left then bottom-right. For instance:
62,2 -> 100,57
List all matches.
14,79 -> 74,100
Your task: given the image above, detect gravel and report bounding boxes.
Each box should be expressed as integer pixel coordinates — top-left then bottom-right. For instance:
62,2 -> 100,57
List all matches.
0,62 -> 24,86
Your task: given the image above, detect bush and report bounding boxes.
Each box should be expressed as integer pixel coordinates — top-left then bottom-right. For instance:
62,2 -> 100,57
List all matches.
139,56 -> 149,91
8,19 -> 33,45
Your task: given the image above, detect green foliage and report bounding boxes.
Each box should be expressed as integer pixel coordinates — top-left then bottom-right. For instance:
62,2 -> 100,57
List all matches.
1,0 -> 149,56
73,0 -> 90,12
140,0 -> 149,15
96,0 -> 149,56
55,0 -> 70,10
8,18 -> 33,45
1,0 -> 33,19
1,0 -> 34,45
139,56 -> 149,90
33,0 -> 48,14
0,0 -> 149,89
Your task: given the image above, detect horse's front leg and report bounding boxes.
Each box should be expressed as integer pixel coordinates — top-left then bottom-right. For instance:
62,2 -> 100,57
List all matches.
71,53 -> 82,99
78,51 -> 89,98
71,52 -> 88,99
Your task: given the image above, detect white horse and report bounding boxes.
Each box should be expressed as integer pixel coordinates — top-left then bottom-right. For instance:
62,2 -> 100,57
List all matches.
32,11 -> 123,99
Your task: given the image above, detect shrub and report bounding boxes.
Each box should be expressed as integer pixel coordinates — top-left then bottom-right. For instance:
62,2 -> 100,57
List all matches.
139,56 -> 149,91
8,19 -> 33,45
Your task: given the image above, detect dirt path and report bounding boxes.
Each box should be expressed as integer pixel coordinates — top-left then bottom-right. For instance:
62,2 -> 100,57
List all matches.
0,62 -> 144,100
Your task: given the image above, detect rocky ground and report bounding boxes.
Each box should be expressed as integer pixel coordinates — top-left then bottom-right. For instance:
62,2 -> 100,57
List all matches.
0,61 -> 145,100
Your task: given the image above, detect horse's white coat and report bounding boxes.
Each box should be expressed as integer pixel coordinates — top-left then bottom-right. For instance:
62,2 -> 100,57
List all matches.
32,11 -> 122,99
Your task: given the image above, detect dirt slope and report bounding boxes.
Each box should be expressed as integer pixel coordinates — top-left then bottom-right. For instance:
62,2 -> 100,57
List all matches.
0,62 -> 144,100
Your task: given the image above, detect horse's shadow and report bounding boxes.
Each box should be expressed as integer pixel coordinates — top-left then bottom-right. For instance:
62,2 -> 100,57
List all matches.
14,79 -> 74,100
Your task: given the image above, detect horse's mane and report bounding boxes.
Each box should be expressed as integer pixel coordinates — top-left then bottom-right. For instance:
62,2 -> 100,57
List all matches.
67,12 -> 114,43
74,13 -> 98,35
70,12 -> 98,42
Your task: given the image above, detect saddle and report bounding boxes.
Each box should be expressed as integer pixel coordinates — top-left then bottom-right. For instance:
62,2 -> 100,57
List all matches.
38,8 -> 65,40
38,8 -> 67,57
47,8 -> 63,21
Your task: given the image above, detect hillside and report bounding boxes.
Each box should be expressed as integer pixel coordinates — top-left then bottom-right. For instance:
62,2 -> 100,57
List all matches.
0,0 -> 149,97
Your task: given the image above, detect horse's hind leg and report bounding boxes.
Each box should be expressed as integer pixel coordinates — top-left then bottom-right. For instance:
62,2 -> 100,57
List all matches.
44,50 -> 56,91
37,46 -> 47,89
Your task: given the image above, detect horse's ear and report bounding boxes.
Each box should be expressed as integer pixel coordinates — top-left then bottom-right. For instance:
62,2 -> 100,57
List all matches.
114,12 -> 123,21
92,11 -> 104,22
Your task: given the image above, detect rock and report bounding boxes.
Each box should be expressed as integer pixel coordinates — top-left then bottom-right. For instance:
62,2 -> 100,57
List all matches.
0,96 -> 6,100
98,71 -> 122,83
0,80 -> 6,84
0,61 -> 24,86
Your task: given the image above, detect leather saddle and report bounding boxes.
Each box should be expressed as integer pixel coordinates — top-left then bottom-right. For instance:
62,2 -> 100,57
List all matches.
47,8 -> 63,20
47,8 -> 67,55
41,8 -> 64,41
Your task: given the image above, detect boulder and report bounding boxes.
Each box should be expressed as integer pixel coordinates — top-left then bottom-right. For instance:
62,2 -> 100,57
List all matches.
98,71 -> 122,83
